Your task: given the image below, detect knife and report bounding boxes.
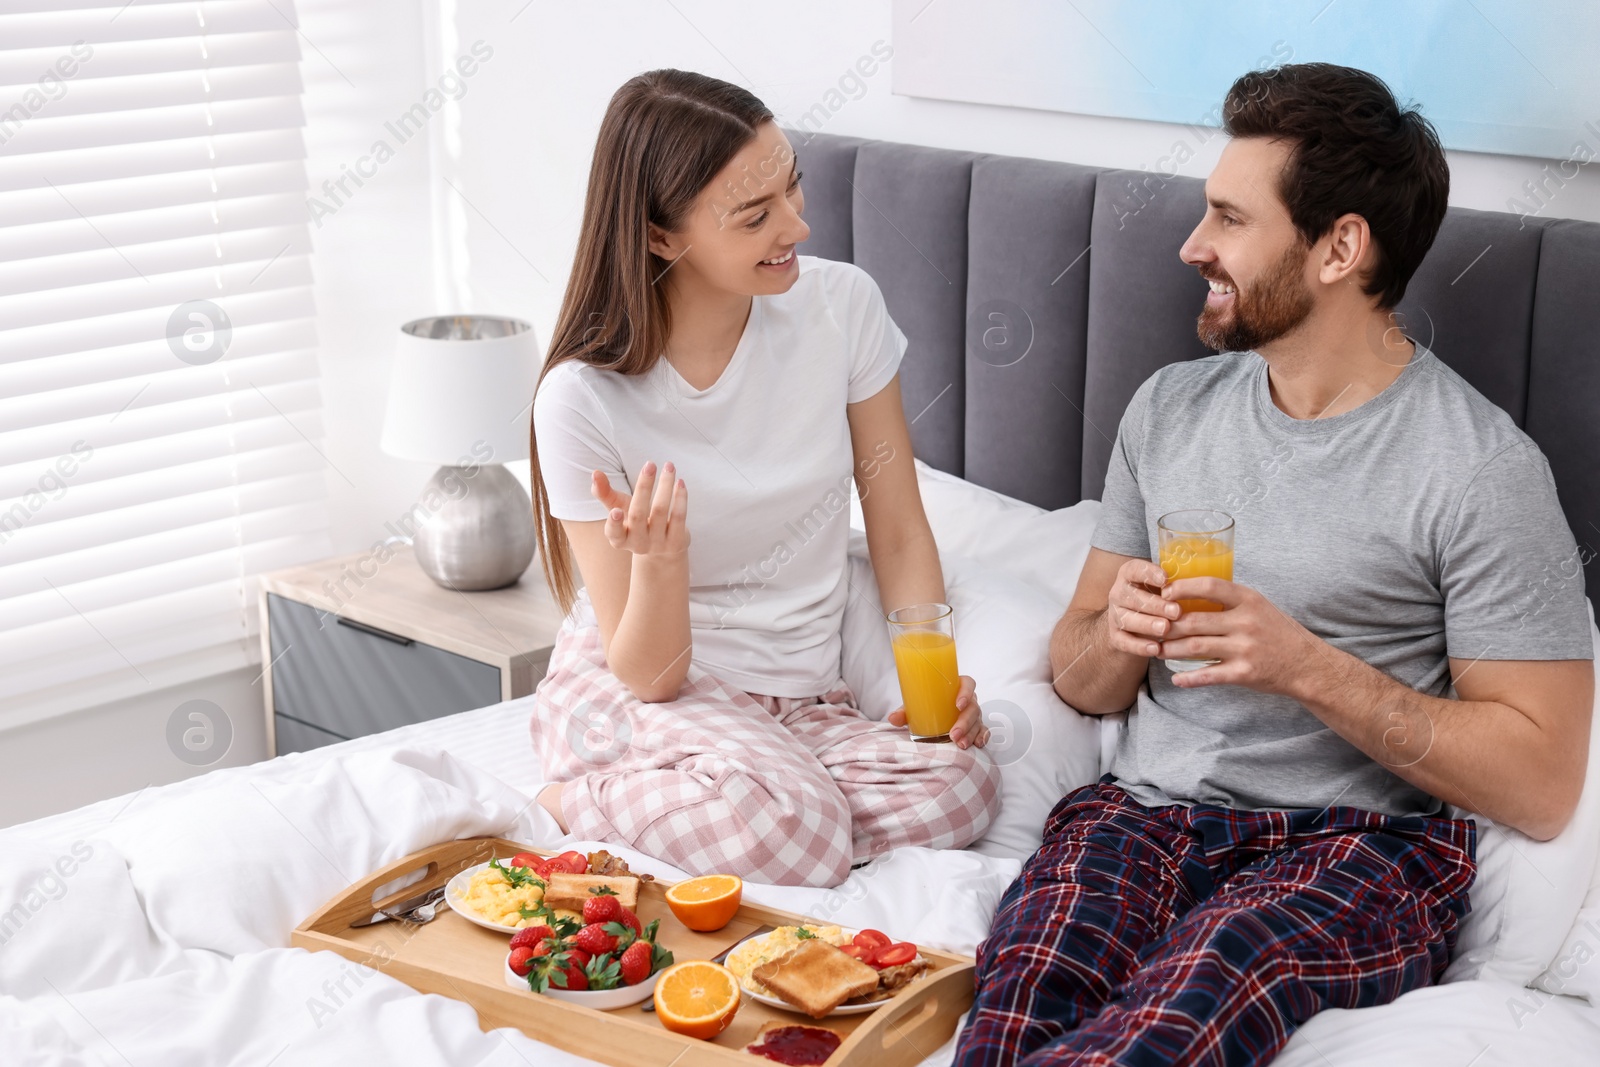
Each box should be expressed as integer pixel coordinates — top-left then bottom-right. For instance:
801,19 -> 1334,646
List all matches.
711,924 -> 777,965
349,885 -> 446,928
641,924 -> 776,1011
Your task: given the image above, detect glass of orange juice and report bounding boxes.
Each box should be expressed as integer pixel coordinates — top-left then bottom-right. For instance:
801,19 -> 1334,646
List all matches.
886,603 -> 960,743
1156,509 -> 1235,673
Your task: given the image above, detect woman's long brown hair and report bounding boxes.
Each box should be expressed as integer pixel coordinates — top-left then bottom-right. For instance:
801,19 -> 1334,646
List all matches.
531,70 -> 774,614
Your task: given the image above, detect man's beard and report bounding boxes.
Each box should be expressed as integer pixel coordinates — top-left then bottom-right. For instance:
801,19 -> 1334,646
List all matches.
1196,242 -> 1313,352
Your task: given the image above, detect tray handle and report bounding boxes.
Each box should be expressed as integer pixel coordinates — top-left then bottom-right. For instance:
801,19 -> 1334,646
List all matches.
296,836 -> 512,933
370,861 -> 440,913
833,961 -> 975,1067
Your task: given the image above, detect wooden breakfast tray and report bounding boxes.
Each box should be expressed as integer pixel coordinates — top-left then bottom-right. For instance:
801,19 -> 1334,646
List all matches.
292,837 -> 975,1067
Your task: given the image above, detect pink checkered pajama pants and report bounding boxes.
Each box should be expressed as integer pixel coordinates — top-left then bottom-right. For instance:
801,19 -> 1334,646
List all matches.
529,603 -> 1003,887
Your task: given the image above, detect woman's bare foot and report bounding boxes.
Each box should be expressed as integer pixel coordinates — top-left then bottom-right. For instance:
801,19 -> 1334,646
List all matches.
537,782 -> 570,834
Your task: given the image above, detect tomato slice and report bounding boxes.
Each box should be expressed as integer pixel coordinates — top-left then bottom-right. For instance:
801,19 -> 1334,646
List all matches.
838,943 -> 872,962
550,850 -> 589,875
874,942 -> 917,967
509,852 -> 552,878
853,929 -> 891,951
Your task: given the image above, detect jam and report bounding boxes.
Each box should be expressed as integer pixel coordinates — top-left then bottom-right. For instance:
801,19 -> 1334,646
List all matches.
744,1024 -> 842,1065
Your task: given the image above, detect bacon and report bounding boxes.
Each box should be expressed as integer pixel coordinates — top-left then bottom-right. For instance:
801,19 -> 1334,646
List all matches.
876,958 -> 932,992
586,849 -> 654,881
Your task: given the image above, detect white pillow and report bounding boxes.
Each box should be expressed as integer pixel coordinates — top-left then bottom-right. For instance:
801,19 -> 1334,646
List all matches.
1448,599 -> 1600,989
844,460 -> 1113,860
1532,860 -> 1600,1004
838,534 -> 1103,860
910,467 -> 1136,772
858,459 -> 1102,607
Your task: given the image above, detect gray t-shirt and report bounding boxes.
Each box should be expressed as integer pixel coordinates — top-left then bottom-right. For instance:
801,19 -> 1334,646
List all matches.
1091,346 -> 1593,817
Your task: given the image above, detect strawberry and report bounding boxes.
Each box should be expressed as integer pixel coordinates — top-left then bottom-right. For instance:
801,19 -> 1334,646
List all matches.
555,959 -> 588,991
585,952 -> 623,991
573,922 -> 619,956
582,889 -> 622,926
566,947 -> 593,970
613,907 -> 644,938
508,946 -> 537,977
618,939 -> 652,986
509,924 -> 554,951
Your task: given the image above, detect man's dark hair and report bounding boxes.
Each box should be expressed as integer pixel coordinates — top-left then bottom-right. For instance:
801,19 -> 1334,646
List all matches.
1223,62 -> 1449,309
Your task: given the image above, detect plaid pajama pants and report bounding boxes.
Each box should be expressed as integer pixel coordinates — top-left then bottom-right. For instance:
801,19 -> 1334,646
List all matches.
529,604 -> 1002,887
955,775 -> 1477,1067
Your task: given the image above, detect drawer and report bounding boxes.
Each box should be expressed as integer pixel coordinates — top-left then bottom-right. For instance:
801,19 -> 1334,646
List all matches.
274,712 -> 349,755
267,593 -> 503,741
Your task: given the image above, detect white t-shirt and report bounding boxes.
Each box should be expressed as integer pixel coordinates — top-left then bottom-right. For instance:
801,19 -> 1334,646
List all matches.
533,256 -> 907,697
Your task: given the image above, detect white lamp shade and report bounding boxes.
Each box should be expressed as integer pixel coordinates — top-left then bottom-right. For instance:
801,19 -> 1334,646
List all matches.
380,315 -> 540,466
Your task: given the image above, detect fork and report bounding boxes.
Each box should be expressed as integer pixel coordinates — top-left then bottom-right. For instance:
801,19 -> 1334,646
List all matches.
369,885 -> 447,927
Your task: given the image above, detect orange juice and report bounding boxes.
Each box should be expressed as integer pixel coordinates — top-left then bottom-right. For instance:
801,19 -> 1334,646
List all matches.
1159,536 -> 1234,612
890,630 -> 960,740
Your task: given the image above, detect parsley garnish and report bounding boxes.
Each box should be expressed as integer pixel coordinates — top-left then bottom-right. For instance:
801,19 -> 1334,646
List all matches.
795,926 -> 816,940
489,857 -> 545,890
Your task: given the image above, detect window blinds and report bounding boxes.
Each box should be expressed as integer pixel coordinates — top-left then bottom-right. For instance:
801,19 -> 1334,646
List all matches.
0,0 -> 329,726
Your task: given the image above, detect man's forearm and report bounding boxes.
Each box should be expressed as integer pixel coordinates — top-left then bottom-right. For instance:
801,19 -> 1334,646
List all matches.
1051,607 -> 1149,715
1291,643 -> 1579,840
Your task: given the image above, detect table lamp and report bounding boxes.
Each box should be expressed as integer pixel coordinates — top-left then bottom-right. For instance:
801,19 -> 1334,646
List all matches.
380,315 -> 539,591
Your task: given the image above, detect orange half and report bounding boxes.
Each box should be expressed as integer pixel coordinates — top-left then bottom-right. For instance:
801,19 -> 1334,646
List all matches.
652,961 -> 741,1040
665,874 -> 743,932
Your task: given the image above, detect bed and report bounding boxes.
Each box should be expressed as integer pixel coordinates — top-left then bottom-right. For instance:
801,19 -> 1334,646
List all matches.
3,131 -> 1599,1065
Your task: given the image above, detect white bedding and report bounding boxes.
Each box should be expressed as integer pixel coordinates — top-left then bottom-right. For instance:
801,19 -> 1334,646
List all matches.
3,696 -> 1598,1066
6,461 -> 1598,1065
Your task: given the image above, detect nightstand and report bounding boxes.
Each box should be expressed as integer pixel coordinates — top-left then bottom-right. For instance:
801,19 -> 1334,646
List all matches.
256,546 -> 568,756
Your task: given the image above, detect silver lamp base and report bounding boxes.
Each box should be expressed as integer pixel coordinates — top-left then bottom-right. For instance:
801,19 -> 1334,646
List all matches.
412,464 -> 535,591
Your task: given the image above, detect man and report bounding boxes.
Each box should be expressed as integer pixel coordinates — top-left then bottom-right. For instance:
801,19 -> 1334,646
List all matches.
955,62 -> 1595,1067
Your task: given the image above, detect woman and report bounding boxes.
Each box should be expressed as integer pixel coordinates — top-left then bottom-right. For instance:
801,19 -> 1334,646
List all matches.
529,69 -> 1001,888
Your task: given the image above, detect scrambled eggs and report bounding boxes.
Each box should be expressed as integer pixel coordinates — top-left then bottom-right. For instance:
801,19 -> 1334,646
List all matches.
723,925 -> 849,996
454,866 -> 580,929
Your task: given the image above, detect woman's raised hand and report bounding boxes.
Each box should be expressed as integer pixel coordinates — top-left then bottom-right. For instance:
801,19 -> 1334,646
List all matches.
591,461 -> 689,558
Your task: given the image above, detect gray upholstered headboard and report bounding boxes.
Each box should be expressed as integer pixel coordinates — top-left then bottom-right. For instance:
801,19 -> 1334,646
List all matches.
788,130 -> 1600,596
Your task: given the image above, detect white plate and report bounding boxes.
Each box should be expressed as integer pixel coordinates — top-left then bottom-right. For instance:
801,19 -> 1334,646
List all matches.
503,952 -> 658,1008
445,861 -> 551,934
730,928 -> 926,1018
746,986 -> 891,1017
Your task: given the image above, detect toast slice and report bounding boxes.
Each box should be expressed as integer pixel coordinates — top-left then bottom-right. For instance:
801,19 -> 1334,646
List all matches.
540,871 -> 639,912
752,940 -> 881,1018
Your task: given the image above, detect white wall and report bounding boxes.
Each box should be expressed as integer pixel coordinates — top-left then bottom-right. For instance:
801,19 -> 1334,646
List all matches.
10,0 -> 1596,827
301,0 -> 446,558
442,0 -> 1600,364
0,667 -> 264,827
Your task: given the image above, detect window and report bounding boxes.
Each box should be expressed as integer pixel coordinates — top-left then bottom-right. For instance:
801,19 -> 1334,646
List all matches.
0,0 -> 329,725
